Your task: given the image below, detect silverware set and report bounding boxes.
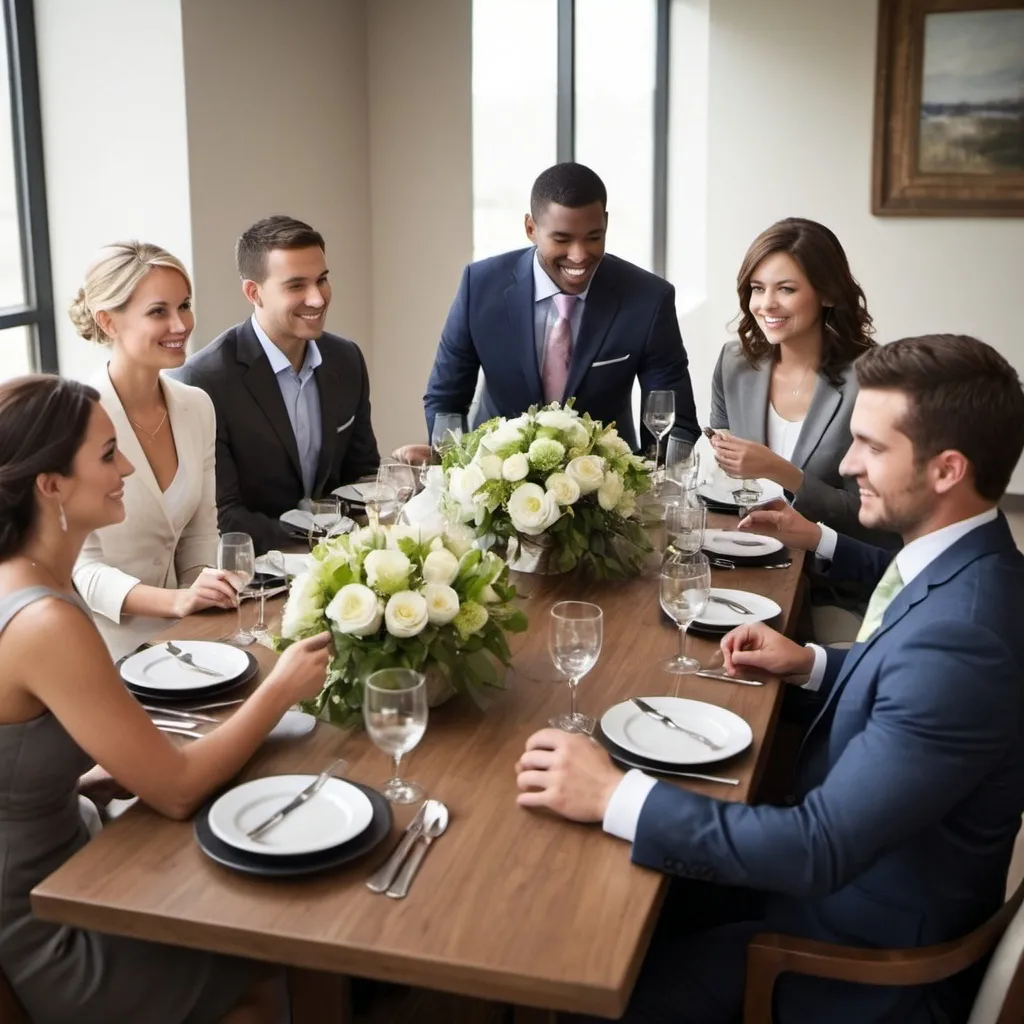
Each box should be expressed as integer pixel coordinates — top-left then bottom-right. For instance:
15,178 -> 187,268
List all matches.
144,697 -> 245,738
366,798 -> 449,899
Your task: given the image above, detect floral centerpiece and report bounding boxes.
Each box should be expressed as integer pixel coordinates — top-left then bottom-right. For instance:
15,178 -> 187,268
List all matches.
274,523 -> 528,726
440,401 -> 654,579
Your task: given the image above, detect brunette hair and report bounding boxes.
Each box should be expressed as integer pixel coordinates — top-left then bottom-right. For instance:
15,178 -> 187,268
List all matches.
855,335 -> 1024,501
235,215 -> 326,283
735,218 -> 875,384
0,375 -> 98,560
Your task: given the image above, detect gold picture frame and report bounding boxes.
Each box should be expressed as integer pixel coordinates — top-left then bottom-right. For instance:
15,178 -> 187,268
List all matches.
873,0 -> 1024,216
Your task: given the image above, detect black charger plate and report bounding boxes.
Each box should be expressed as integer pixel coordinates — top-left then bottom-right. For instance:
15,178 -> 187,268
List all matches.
122,649 -> 259,703
194,781 -> 393,877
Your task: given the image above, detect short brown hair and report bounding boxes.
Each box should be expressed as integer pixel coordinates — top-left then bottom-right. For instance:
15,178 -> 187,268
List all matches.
855,335 -> 1024,501
735,218 -> 875,385
235,215 -> 325,283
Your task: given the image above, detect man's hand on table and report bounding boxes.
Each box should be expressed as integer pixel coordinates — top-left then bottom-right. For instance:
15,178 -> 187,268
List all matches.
721,623 -> 814,681
736,499 -> 821,551
392,444 -> 431,466
515,729 -> 624,822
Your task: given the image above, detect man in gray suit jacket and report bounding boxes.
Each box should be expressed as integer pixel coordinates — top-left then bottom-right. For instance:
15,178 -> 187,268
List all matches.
171,216 -> 380,554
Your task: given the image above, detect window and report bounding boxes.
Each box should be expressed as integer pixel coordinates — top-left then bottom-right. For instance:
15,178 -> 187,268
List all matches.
0,0 -> 56,381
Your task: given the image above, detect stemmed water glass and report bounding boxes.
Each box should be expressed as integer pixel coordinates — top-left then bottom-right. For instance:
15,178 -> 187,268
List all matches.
548,601 -> 603,733
659,553 -> 711,674
217,532 -> 256,646
664,502 -> 707,559
643,391 -> 676,488
665,436 -> 700,497
363,481 -> 398,529
307,497 -> 343,551
363,668 -> 428,804
251,549 -> 286,640
427,414 -> 463,484
732,479 -> 764,519
376,461 -> 416,522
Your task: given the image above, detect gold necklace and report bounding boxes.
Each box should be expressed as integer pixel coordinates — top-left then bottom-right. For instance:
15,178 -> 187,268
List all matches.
790,364 -> 812,396
129,409 -> 168,441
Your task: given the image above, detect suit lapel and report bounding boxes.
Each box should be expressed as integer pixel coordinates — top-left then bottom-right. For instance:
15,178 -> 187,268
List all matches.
313,358 -> 341,495
237,322 -> 303,482
505,249 -> 541,402
564,261 -> 620,401
789,374 -> 843,469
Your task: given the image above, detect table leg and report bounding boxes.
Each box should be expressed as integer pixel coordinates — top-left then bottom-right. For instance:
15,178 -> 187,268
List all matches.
287,967 -> 351,1024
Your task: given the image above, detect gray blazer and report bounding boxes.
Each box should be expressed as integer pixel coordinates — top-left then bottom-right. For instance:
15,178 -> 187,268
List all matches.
710,341 -> 864,537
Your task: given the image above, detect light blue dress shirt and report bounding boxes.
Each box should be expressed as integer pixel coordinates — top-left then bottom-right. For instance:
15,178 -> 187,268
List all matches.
532,251 -> 592,372
251,313 -> 323,497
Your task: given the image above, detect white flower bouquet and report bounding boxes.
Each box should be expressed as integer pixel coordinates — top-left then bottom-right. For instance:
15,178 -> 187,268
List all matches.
441,401 -> 655,579
274,523 -> 528,726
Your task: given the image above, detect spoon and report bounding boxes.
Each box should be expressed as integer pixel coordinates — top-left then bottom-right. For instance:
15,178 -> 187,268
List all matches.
386,800 -> 449,899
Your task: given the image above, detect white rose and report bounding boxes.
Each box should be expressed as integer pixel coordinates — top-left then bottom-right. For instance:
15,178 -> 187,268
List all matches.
422,547 -> 460,585
385,523 -> 436,550
384,590 -> 429,638
441,522 -> 476,557
597,470 -> 625,511
448,465 -> 486,506
545,472 -> 581,506
507,482 -> 562,535
280,573 -> 324,639
536,409 -> 576,433
423,583 -> 460,625
501,452 -> 529,481
566,454 -> 606,494
480,422 -> 524,453
474,452 -> 504,480
325,583 -> 383,637
481,584 -> 501,603
599,427 -> 632,456
363,549 -> 412,595
567,421 -> 591,448
616,490 -> 637,518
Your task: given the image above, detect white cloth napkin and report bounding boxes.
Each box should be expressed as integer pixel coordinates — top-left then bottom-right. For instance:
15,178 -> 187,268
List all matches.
401,467 -> 449,536
279,509 -> 355,535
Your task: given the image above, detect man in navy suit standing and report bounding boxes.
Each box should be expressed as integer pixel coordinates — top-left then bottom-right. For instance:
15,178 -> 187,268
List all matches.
421,163 -> 699,452
515,334 -> 1024,1023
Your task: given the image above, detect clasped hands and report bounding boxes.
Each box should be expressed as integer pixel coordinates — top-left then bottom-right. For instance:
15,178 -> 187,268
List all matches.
514,624 -> 815,824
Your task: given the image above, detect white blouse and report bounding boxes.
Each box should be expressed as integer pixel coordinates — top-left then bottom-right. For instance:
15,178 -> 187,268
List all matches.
767,404 -> 804,462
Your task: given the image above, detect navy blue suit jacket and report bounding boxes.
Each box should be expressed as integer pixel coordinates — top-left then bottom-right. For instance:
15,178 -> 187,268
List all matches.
423,248 -> 699,451
633,514 -> 1024,1022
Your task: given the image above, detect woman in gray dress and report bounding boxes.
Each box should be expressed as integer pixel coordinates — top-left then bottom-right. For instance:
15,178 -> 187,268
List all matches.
0,375 -> 333,1022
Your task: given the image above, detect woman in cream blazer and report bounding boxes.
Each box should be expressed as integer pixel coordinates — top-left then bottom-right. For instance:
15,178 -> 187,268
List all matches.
71,243 -> 237,660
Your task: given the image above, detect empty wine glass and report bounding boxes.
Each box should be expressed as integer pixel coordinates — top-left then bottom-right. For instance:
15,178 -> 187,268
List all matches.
430,414 -> 463,466
665,436 -> 700,493
308,497 -> 342,551
548,601 -> 603,733
363,668 -> 428,804
732,479 -> 763,519
377,461 -> 416,522
665,502 -> 707,558
660,553 -> 711,674
217,532 -> 256,646
643,391 -> 676,494
252,549 -> 286,639
363,481 -> 398,529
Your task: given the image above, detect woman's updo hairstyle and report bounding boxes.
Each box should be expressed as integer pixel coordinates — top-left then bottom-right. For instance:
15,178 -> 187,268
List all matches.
0,375 -> 99,560
68,241 -> 192,345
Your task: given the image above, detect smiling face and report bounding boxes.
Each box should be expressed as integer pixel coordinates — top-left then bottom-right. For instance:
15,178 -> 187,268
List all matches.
99,266 -> 194,369
747,251 -> 826,349
244,246 -> 330,346
525,201 -> 607,295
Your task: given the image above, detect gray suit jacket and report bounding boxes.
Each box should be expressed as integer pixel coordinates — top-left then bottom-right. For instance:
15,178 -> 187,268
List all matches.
710,341 -> 863,537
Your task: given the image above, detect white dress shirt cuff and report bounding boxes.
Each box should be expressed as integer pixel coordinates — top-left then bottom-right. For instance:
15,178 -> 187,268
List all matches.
800,643 -> 828,692
814,524 -> 838,563
603,769 -> 659,842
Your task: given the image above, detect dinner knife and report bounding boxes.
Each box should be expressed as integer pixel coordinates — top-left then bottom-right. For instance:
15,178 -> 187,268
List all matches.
695,669 -> 764,687
246,758 -> 346,840
366,802 -> 428,893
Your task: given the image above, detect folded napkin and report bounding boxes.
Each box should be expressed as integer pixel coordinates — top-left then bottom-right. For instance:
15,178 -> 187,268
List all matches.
279,509 -> 355,536
695,432 -> 786,505
401,467 -> 449,536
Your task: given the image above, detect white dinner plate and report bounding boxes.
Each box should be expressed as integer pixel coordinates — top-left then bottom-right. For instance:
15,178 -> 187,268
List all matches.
693,588 -> 782,630
120,641 -> 250,692
255,553 -> 312,577
601,697 -> 752,765
208,775 -> 374,857
702,530 -> 783,558
279,509 -> 355,536
332,483 -> 372,503
697,477 -> 785,508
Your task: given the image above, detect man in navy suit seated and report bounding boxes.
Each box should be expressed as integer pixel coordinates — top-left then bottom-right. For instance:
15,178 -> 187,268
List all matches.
419,162 -> 699,453
515,334 -> 1024,1023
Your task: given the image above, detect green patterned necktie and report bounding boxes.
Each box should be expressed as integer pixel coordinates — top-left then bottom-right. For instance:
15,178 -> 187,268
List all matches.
855,560 -> 905,644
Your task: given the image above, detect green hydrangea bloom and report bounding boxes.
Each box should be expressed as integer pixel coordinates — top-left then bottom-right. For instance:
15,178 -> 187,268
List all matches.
527,437 -> 566,472
452,600 -> 489,638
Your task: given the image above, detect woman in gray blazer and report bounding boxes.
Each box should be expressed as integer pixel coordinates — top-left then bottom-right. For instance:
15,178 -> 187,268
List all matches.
709,218 -> 876,539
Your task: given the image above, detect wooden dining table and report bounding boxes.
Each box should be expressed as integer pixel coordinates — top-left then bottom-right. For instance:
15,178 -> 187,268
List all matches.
32,516 -> 805,1020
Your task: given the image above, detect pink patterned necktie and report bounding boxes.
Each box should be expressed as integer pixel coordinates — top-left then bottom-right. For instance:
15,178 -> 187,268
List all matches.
541,292 -> 577,404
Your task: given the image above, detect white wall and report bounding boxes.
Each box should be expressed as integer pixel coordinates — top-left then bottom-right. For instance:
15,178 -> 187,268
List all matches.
34,0 -> 193,384
670,0 -> 1024,489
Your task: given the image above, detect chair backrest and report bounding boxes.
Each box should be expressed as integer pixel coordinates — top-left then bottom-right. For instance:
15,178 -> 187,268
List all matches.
0,966 -> 28,1023
968,883 -> 1024,1024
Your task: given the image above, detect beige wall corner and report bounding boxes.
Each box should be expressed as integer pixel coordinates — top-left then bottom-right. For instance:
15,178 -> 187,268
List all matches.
367,0 -> 473,456
180,0 -> 371,357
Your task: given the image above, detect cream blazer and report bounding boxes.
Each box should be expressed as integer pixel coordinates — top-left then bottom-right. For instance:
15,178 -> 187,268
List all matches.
73,367 -> 220,660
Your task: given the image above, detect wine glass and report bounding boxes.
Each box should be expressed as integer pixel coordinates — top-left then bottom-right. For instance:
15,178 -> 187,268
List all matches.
732,479 -> 763,519
308,497 -> 342,551
251,549 -> 286,639
659,553 -> 711,674
363,481 -> 398,529
376,461 -> 416,522
431,414 -> 463,465
363,668 -> 428,804
217,532 -> 256,646
643,391 -> 676,494
665,502 -> 707,558
548,601 -> 603,733
665,436 -> 700,493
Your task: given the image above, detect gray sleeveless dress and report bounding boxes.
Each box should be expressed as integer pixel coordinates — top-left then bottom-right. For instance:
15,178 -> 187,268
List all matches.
0,587 -> 255,1023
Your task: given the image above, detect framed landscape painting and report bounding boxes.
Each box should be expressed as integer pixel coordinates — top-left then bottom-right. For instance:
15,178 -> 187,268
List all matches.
873,0 -> 1024,216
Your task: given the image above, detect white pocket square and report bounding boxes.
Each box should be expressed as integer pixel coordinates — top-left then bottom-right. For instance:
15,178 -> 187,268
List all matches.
336,414 -> 355,433
591,354 -> 629,368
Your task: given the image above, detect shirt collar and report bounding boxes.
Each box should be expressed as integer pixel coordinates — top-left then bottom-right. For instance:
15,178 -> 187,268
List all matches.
532,249 -> 592,305
894,506 -> 999,586
250,313 -> 322,376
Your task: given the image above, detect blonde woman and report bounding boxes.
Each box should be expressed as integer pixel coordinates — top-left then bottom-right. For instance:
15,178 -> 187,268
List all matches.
70,243 -> 238,659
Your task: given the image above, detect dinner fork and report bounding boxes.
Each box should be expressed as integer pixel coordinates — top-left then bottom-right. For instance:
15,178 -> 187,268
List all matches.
709,594 -> 754,616
631,698 -> 724,752
164,642 -> 221,677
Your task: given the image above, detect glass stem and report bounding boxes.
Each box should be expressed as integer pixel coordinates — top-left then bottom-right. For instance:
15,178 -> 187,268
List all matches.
569,676 -> 578,719
678,623 -> 687,662
256,589 -> 266,630
236,599 -> 244,638
391,752 -> 403,781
